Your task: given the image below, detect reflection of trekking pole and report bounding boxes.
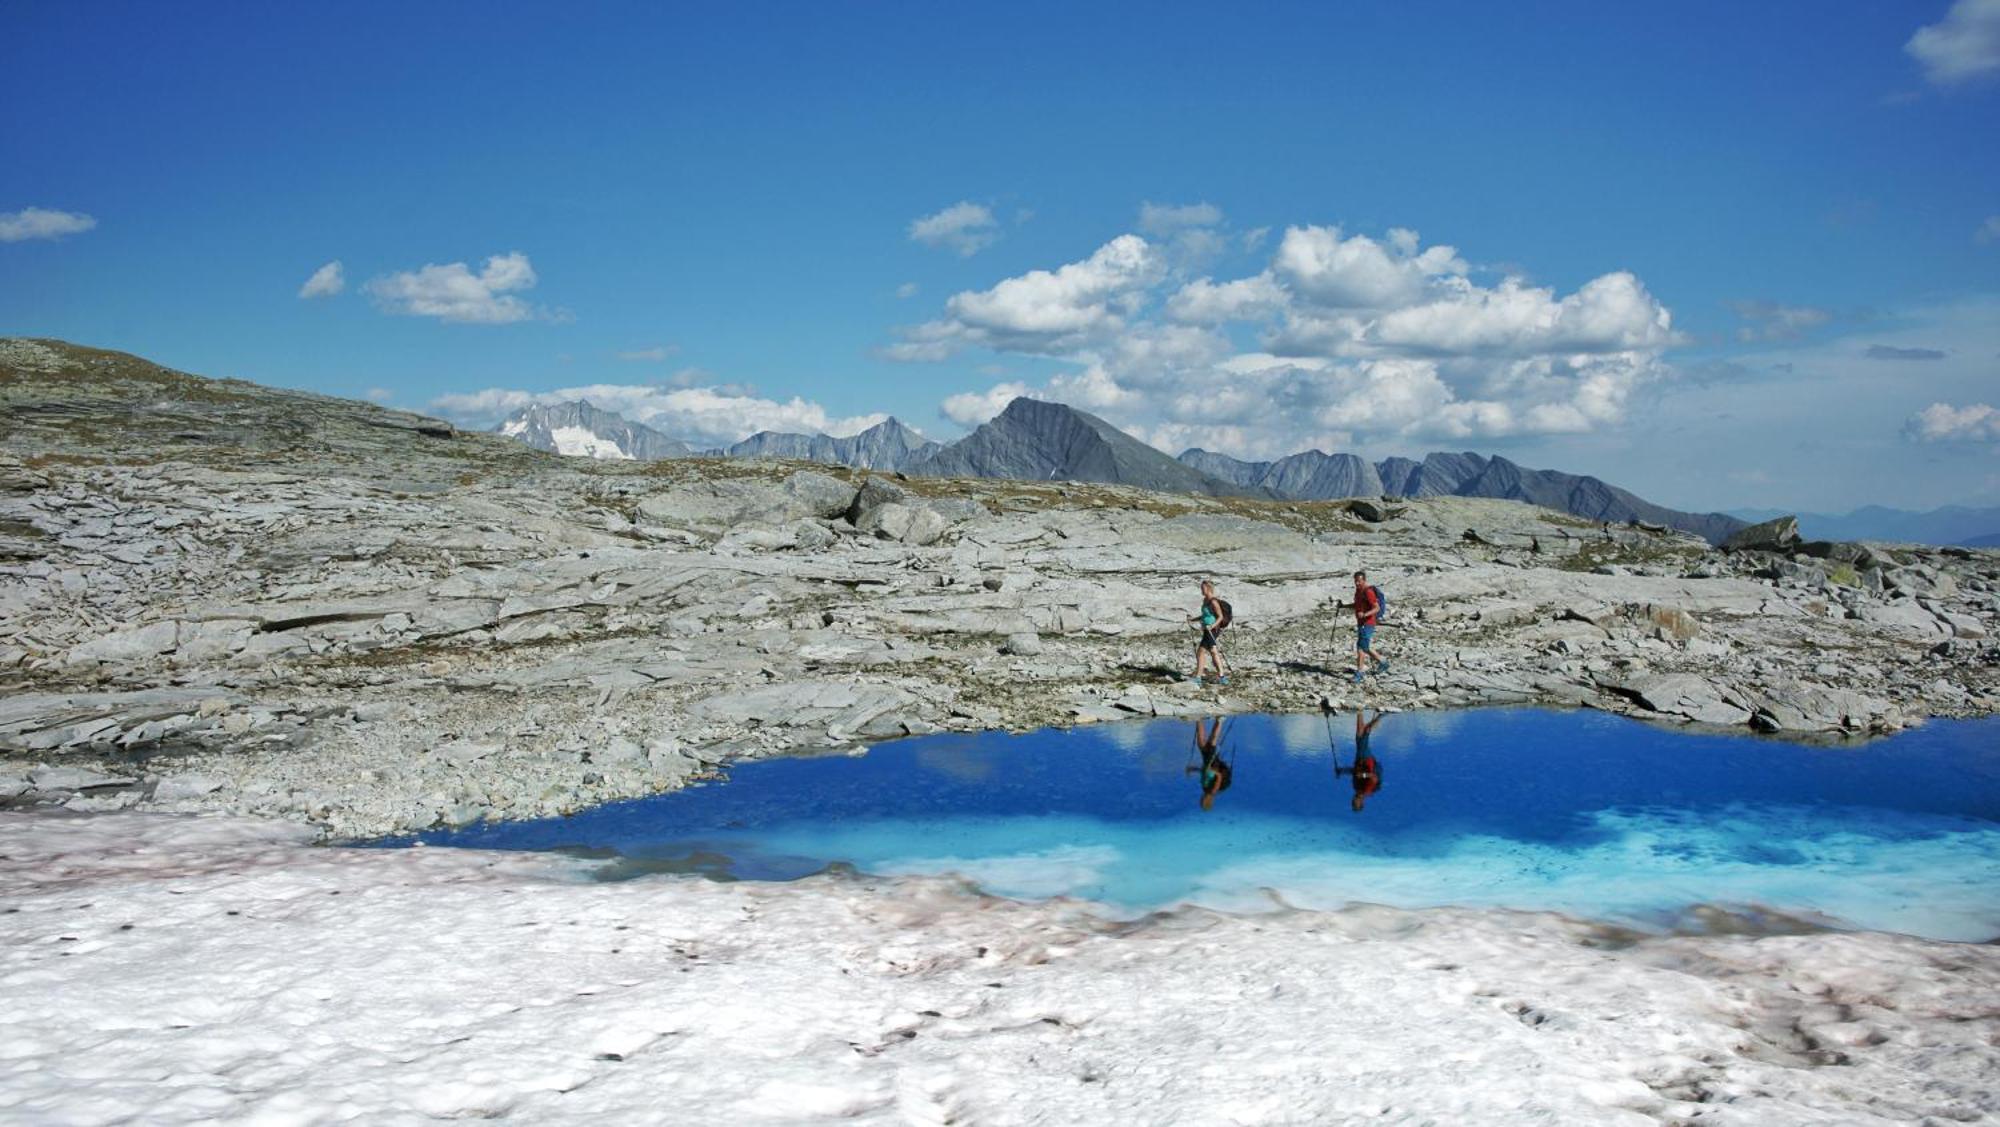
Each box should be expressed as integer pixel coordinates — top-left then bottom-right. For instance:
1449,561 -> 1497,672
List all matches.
1322,705 -> 1341,779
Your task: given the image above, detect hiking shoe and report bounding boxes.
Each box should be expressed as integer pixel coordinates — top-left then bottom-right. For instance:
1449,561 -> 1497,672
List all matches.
1373,660 -> 1391,675
1218,676 -> 1229,686
1352,671 -> 1365,685
1188,675 -> 1204,686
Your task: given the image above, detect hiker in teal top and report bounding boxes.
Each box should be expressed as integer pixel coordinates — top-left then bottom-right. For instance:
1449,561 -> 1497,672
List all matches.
1186,579 -> 1230,687
1188,716 -> 1233,811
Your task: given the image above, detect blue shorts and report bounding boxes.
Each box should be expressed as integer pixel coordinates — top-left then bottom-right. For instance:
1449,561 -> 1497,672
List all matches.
1357,625 -> 1376,652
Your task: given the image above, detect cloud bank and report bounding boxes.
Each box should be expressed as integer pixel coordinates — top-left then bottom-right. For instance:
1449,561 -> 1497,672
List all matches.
889,210 -> 1681,458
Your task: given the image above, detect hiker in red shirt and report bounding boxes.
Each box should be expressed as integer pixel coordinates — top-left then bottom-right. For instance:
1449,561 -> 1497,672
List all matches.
1335,709 -> 1386,811
1349,570 -> 1389,685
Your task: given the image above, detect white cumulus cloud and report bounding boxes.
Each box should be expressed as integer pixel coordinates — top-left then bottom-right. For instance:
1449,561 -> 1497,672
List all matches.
298,261 -> 345,299
891,234 -> 1162,358
1166,274 -> 1289,324
365,252 -> 544,324
1363,272 -> 1676,357
1907,0 -> 2000,85
908,201 -> 1000,256
1905,402 -> 2000,443
900,217 -> 1684,455
941,382 -> 1037,426
1272,224 -> 1468,311
0,206 -> 97,243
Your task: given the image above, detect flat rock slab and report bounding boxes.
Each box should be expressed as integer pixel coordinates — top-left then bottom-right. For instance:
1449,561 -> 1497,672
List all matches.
691,681 -> 926,740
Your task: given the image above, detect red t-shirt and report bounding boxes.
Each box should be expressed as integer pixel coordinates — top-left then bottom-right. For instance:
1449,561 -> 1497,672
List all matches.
1352,757 -> 1381,797
1355,586 -> 1380,626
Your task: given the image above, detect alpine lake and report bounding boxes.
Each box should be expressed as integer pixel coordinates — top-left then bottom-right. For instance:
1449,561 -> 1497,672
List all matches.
388,708 -> 2000,942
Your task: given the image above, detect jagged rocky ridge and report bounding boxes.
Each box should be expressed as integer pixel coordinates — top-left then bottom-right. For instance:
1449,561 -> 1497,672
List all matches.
726,417 -> 940,470
1185,447 -> 1745,544
907,397 -> 1259,497
1,337 -> 1995,839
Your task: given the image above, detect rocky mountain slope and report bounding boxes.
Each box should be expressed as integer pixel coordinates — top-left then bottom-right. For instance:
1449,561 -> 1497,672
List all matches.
1,338 -> 1994,839
1184,448 -> 1745,543
909,397 -> 1260,497
500,400 -> 696,460
726,416 -> 940,470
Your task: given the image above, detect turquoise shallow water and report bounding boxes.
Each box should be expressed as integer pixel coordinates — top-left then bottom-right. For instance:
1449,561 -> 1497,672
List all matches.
404,709 -> 2000,941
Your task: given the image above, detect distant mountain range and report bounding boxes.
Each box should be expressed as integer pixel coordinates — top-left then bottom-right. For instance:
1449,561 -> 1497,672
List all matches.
1729,504 -> 2000,547
497,402 -> 938,470
496,396 -> 1752,542
727,417 -> 940,469
1185,447 -> 1746,544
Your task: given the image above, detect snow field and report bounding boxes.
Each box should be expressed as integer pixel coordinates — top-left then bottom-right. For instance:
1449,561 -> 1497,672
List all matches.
2,811 -> 1996,1125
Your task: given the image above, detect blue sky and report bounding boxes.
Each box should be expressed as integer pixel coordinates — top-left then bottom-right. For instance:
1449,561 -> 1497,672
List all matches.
3,1 -> 1997,512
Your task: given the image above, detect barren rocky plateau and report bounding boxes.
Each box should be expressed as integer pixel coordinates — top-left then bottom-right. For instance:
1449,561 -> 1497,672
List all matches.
3,337 -> 1994,839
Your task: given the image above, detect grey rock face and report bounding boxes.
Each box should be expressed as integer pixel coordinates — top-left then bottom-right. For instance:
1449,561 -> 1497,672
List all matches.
1176,449 -> 1382,500
637,474 -> 864,535
1176,448 -> 1266,487
911,399 -> 1259,498
779,471 -> 859,521
1261,451 -> 1384,500
498,401 -> 696,460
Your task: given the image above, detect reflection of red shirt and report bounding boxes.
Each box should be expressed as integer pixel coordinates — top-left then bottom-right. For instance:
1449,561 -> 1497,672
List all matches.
1355,586 -> 1380,626
1351,756 -> 1381,797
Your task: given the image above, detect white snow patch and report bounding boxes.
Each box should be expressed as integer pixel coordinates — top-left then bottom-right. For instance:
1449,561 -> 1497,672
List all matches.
550,424 -> 634,460
1,811 -> 1995,1125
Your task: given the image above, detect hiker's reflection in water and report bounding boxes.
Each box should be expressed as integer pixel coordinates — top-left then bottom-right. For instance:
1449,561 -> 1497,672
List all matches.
1336,709 -> 1387,811
1187,716 -> 1233,811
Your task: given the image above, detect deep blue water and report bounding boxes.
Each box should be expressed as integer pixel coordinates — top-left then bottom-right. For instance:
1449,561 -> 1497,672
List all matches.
403,709 -> 2000,940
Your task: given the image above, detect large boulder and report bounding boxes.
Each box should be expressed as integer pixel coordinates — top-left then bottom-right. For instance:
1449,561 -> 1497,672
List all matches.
779,471 -> 857,521
857,502 -> 949,546
1722,515 -> 1800,553
845,475 -> 909,525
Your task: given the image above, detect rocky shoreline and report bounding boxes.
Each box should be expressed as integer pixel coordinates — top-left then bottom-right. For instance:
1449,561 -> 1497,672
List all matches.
3,338 -> 1996,838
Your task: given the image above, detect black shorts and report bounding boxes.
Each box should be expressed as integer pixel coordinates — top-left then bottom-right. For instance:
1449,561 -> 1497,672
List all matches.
1198,628 -> 1219,650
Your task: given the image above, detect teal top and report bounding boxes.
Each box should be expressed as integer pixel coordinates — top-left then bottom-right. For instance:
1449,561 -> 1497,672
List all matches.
1201,605 -> 1218,628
